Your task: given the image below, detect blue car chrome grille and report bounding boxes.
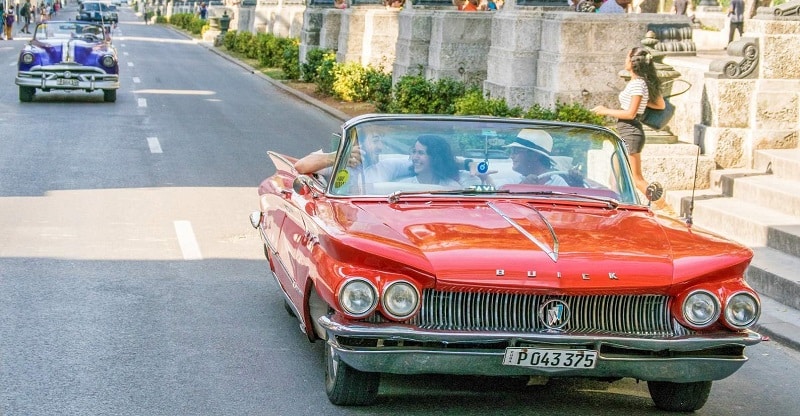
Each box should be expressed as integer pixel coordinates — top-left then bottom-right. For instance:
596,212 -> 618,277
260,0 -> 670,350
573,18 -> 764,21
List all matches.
392,290 -> 686,337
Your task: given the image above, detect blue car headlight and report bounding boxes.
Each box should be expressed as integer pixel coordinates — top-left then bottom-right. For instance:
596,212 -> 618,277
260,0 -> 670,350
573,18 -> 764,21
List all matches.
21,52 -> 35,65
101,54 -> 116,68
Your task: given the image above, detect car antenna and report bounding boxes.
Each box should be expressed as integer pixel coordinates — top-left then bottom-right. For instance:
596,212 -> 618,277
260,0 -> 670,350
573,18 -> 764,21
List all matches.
684,145 -> 701,228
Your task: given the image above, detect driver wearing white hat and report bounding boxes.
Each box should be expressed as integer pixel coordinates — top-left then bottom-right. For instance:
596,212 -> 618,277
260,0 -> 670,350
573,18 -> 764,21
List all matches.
505,129 -> 568,186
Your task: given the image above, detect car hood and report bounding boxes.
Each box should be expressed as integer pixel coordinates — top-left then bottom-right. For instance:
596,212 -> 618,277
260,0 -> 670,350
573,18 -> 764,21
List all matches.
30,40 -> 111,66
331,200 -> 751,293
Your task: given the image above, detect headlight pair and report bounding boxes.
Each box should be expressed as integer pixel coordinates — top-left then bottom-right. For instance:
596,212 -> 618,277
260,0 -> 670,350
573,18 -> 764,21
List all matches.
682,290 -> 759,330
338,278 -> 419,320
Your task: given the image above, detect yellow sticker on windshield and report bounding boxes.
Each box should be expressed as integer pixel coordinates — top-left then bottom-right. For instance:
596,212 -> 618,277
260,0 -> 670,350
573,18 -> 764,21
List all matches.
333,170 -> 349,188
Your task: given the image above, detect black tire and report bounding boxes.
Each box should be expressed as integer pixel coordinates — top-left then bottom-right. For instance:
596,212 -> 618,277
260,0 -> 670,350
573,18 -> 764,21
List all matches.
324,342 -> 379,406
19,86 -> 35,102
648,380 -> 712,412
103,89 -> 117,103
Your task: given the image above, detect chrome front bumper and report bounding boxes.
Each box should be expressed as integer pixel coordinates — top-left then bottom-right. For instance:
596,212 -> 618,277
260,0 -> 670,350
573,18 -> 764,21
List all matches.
319,315 -> 762,382
16,70 -> 119,91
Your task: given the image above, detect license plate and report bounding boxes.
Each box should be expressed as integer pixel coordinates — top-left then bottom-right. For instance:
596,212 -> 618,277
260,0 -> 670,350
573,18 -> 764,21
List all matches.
503,348 -> 598,369
58,79 -> 79,86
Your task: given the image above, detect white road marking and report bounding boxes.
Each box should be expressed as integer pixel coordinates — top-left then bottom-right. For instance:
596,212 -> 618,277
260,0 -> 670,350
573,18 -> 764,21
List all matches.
147,137 -> 162,153
174,221 -> 203,260
132,77 -> 141,83
138,98 -> 147,107
127,62 -> 134,67
123,51 -> 129,56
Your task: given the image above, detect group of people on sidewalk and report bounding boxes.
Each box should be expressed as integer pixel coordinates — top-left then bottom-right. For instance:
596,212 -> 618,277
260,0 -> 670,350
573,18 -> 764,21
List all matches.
2,0 -> 62,40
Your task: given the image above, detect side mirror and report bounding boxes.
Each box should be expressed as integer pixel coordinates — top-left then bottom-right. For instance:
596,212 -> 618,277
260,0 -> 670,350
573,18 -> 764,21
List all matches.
645,182 -> 664,202
249,211 -> 261,229
293,176 -> 312,196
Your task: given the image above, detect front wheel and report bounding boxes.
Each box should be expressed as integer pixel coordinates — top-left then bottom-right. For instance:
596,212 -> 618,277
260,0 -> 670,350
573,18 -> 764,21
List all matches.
19,86 -> 35,102
647,380 -> 712,412
324,342 -> 379,406
103,89 -> 117,103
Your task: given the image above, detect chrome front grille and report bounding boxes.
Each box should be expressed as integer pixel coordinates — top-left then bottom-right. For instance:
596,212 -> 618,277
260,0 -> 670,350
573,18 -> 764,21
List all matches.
399,290 -> 681,336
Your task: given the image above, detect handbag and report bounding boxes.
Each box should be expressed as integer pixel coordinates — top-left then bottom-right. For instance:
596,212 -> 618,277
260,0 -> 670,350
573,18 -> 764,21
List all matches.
640,98 -> 675,131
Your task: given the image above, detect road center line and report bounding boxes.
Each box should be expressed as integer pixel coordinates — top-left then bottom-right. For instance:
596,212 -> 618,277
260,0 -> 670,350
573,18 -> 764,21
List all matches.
132,77 -> 141,83
138,98 -> 147,107
174,221 -> 203,260
147,137 -> 162,153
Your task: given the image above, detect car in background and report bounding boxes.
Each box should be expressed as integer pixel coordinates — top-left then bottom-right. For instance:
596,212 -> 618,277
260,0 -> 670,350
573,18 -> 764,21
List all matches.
250,114 -> 762,412
77,1 -> 118,24
15,21 -> 120,102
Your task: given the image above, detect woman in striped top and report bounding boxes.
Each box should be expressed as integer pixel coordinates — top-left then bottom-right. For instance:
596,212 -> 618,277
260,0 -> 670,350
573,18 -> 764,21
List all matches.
592,46 -> 665,200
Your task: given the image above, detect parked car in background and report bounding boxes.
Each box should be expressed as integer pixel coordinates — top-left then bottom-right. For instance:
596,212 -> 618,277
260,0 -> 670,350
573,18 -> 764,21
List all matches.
15,21 -> 120,102
250,114 -> 762,412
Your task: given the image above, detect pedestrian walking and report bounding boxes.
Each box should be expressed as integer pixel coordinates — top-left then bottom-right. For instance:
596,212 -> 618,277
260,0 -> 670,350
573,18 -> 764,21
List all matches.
591,47 -> 667,206
4,9 -> 14,40
728,0 -> 745,45
20,0 -> 32,34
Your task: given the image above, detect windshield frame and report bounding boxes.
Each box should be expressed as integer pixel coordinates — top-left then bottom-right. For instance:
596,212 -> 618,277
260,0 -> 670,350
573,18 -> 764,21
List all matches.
323,114 -> 641,205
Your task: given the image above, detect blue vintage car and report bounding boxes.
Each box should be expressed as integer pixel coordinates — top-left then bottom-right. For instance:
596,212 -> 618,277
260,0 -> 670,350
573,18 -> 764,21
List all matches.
15,21 -> 120,103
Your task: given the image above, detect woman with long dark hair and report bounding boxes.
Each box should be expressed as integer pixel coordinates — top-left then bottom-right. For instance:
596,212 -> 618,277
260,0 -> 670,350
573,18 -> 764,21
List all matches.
404,135 -> 461,187
592,46 -> 665,200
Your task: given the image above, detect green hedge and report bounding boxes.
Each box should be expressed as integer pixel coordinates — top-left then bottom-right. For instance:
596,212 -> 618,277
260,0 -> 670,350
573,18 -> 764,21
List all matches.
221,34 -> 602,124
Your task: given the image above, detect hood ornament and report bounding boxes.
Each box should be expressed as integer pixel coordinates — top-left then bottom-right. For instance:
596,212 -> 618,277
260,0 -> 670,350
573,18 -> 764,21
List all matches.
487,202 -> 559,262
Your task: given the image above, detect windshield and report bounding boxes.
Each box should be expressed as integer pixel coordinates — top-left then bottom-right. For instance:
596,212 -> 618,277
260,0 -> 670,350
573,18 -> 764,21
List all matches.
326,117 -> 639,204
35,22 -> 106,40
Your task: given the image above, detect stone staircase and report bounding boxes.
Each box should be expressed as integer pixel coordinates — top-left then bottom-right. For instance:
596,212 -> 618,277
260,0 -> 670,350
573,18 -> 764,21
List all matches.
665,148 -> 800,311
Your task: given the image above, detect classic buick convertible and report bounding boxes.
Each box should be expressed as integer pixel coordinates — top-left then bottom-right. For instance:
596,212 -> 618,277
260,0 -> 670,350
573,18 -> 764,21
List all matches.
15,21 -> 119,103
250,114 -> 761,411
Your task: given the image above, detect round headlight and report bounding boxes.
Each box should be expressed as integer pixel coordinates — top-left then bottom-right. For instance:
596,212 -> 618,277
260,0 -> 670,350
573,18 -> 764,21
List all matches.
101,55 -> 116,68
382,281 -> 419,319
338,278 -> 377,317
21,52 -> 35,65
682,290 -> 720,327
725,292 -> 760,329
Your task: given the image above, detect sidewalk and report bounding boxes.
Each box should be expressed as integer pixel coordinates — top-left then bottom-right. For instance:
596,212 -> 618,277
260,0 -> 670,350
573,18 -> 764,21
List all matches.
198,35 -> 800,354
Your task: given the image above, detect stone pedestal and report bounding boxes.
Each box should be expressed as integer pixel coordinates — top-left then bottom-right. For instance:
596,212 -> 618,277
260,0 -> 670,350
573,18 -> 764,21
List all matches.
392,9 -> 435,85
254,0 -> 305,37
337,7 -> 401,69
425,11 -> 493,85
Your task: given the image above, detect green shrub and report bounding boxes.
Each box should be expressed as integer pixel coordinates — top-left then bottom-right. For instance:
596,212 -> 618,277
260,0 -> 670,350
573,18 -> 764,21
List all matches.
281,38 -> 301,80
223,30 -> 238,50
332,62 -> 370,102
314,51 -> 338,96
387,74 -> 431,114
301,48 -> 330,83
388,75 -> 468,114
365,68 -> 393,112
454,89 -> 523,117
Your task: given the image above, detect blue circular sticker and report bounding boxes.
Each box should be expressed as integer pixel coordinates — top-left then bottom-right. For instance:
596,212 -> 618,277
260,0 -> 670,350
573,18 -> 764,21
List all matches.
477,161 -> 489,174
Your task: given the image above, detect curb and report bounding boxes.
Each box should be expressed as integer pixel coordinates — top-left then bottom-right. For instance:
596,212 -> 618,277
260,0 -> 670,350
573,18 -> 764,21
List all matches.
197,40 -> 350,123
753,295 -> 800,352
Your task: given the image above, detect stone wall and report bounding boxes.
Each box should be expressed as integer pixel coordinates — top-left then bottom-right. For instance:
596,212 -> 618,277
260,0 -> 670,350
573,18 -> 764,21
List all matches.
694,8 -> 800,170
254,0 -> 306,37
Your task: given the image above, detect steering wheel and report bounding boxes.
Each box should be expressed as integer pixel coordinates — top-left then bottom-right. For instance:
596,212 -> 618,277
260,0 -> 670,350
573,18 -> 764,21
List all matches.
83,34 -> 101,42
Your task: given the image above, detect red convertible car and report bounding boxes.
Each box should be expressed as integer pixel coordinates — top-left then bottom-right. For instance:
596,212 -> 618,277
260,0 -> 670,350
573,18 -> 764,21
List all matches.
250,114 -> 761,411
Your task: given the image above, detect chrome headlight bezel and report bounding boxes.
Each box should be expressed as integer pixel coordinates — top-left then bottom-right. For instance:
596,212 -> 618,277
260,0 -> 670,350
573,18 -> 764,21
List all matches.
682,290 -> 721,328
338,278 -> 378,318
724,291 -> 760,329
381,280 -> 420,320
101,54 -> 117,68
21,52 -> 35,65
